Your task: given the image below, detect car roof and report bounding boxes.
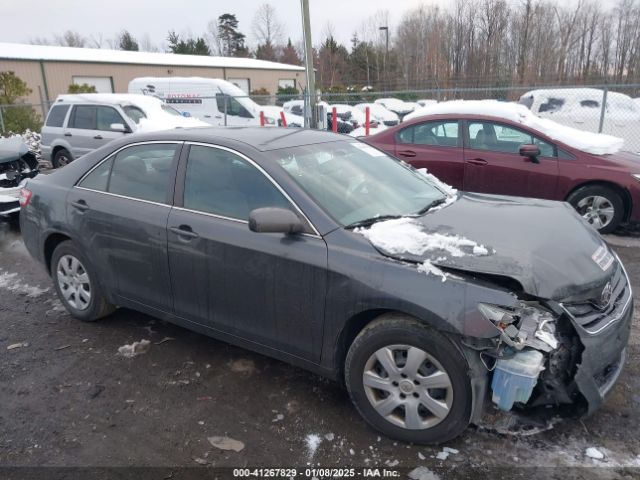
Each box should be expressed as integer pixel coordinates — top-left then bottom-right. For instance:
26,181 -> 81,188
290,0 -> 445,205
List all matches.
129,127 -> 348,152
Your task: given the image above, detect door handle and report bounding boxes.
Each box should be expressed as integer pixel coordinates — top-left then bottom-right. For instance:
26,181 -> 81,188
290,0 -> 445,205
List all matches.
70,200 -> 89,212
398,150 -> 417,158
214,115 -> 222,119
169,225 -> 199,239
64,132 -> 72,137
94,135 -> 103,140
466,158 -> 488,166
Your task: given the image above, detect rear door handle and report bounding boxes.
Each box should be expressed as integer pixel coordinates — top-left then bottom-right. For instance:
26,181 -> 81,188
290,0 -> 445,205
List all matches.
93,135 -> 103,140
169,225 -> 199,239
398,150 -> 417,158
70,200 -> 89,212
466,158 -> 488,166
64,132 -> 72,137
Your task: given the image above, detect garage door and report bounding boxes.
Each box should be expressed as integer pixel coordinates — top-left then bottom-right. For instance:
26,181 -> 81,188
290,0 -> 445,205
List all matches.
72,76 -> 114,93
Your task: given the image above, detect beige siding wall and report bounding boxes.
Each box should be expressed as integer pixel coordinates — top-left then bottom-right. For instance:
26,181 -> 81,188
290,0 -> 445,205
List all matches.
0,58 -> 306,107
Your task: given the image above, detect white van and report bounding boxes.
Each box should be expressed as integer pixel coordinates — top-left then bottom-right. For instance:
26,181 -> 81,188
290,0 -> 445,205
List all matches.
128,77 -> 292,127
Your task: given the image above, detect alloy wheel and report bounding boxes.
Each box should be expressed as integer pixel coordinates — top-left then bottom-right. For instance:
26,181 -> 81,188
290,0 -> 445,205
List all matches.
576,195 -> 615,230
56,254 -> 91,310
362,344 -> 453,430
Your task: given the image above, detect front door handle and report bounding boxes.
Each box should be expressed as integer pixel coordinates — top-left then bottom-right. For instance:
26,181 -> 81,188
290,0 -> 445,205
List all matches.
170,225 -> 199,239
94,135 -> 103,140
466,158 -> 488,166
398,150 -> 417,158
64,132 -> 72,137
70,200 -> 89,212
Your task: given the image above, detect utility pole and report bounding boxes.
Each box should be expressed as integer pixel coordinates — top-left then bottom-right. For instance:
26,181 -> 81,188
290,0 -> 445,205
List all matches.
301,0 -> 317,128
379,26 -> 389,90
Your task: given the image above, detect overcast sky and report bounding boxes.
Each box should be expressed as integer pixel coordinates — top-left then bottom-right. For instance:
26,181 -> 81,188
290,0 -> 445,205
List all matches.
1,0 -> 617,51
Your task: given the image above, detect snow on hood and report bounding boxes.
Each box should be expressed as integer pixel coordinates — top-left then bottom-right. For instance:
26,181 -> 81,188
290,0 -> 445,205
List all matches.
405,100 -> 624,155
356,217 -> 490,281
131,97 -> 207,132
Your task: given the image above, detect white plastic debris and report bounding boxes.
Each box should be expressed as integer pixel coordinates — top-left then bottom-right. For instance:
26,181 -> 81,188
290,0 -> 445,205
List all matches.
385,459 -> 399,467
418,452 -> 426,460
7,342 -> 28,350
272,413 -> 284,423
207,436 -> 245,452
443,447 -> 459,454
586,447 -> 605,460
324,433 -> 335,441
117,339 -> 151,358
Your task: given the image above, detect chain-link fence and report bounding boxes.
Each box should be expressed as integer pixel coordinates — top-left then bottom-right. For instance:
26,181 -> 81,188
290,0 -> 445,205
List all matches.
2,84 -> 640,154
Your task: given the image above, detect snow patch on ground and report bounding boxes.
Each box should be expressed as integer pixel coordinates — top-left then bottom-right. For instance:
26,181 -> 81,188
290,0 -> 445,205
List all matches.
405,100 -> 624,155
305,433 -> 322,458
585,447 -> 604,460
117,339 -> 151,358
408,467 -> 440,480
0,270 -> 49,297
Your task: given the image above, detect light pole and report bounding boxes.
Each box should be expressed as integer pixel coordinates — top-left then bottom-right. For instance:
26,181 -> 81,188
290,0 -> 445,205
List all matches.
301,0 -> 317,128
379,26 -> 389,90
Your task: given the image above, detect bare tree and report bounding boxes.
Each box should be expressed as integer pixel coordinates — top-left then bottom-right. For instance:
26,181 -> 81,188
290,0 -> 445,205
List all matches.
252,3 -> 283,46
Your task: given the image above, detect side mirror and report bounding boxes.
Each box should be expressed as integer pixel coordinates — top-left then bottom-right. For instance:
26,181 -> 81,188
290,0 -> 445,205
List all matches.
110,123 -> 129,133
249,207 -> 304,234
519,144 -> 540,163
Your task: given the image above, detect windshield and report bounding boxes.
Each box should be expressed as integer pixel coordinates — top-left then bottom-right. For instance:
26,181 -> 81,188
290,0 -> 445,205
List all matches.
122,105 -> 146,124
269,141 -> 447,226
161,104 -> 183,116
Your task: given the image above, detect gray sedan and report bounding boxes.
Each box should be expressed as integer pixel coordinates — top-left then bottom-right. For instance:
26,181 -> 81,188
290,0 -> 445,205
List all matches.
19,127 -> 632,444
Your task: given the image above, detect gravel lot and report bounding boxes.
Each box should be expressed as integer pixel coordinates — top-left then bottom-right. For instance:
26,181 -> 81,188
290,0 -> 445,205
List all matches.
1,221 -> 639,479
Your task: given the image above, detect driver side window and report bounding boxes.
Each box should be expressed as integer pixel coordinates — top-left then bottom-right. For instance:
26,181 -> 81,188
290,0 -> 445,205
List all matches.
215,94 -> 253,118
468,122 -> 555,157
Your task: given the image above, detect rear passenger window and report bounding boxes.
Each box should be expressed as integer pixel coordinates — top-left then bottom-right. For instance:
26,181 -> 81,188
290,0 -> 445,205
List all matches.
78,156 -> 113,191
397,121 -> 459,146
183,145 -> 291,220
45,105 -> 70,127
107,144 -> 177,203
70,105 -> 97,130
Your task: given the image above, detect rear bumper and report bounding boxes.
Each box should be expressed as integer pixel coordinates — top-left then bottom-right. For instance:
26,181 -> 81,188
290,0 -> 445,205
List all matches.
0,185 -> 23,215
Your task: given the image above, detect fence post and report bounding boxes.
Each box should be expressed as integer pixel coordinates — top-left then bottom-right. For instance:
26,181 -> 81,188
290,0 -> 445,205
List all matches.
365,107 -> 370,136
598,87 -> 608,133
0,106 -> 5,134
38,85 -> 47,120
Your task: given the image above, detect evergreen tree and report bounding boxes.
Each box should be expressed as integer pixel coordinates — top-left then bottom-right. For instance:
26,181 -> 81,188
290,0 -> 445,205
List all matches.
118,30 -> 139,51
217,14 -> 248,57
167,31 -> 211,55
280,38 -> 301,65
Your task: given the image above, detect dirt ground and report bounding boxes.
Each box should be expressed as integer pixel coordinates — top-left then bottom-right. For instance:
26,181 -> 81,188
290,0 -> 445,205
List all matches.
1,220 -> 639,480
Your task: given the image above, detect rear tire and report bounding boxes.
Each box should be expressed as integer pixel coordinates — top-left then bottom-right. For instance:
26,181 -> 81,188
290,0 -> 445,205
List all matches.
51,240 -> 115,321
52,148 -> 73,168
345,314 -> 472,444
567,185 -> 624,234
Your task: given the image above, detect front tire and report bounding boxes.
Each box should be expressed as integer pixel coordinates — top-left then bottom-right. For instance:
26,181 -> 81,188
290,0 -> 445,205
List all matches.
52,148 -> 73,168
567,185 -> 624,234
345,315 -> 472,444
51,240 -> 115,321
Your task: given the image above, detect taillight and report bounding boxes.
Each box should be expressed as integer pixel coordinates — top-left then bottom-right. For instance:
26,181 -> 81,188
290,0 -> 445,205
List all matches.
19,188 -> 32,208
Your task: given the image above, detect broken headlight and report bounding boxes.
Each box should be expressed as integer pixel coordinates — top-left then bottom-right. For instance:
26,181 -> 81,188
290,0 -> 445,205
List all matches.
478,302 -> 559,352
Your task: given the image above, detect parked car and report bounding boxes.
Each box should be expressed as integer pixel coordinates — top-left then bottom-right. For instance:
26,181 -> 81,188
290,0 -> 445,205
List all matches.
355,103 -> 400,127
366,100 -> 640,233
519,88 -> 640,153
41,94 -> 206,168
129,77 -> 289,127
329,104 -> 380,130
21,127 -> 631,443
0,137 -> 39,218
374,98 -> 416,119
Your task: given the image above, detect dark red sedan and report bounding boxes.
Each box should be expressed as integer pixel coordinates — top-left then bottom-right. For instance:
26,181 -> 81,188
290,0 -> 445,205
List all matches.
364,108 -> 640,233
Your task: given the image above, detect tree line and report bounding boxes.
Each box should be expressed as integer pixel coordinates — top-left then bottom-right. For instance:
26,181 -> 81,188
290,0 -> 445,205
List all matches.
29,0 -> 640,92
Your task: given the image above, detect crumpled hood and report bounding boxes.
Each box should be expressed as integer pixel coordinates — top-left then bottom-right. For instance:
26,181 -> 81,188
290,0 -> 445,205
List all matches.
375,192 -> 615,300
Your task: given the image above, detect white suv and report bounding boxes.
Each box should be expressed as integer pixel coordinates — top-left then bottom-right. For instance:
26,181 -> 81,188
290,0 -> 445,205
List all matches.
41,94 -> 205,168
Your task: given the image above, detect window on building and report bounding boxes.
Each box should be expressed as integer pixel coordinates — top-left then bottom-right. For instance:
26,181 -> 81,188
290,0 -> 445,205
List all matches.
278,79 -> 296,90
72,76 -> 114,93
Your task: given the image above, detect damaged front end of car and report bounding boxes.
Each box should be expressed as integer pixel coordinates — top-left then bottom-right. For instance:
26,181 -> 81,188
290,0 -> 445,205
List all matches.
460,257 -> 633,434
0,137 -> 40,217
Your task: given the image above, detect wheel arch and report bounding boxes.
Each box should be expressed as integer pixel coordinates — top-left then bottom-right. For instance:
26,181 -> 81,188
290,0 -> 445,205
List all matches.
43,232 -> 72,274
333,308 -> 452,384
565,180 -> 632,222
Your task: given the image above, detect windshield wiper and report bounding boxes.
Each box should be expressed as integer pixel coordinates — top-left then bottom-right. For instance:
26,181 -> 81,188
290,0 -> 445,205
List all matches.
417,197 -> 447,215
344,214 -> 403,229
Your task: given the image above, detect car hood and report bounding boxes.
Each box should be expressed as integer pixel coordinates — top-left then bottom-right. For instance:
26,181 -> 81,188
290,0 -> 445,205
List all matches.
371,192 -> 614,301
